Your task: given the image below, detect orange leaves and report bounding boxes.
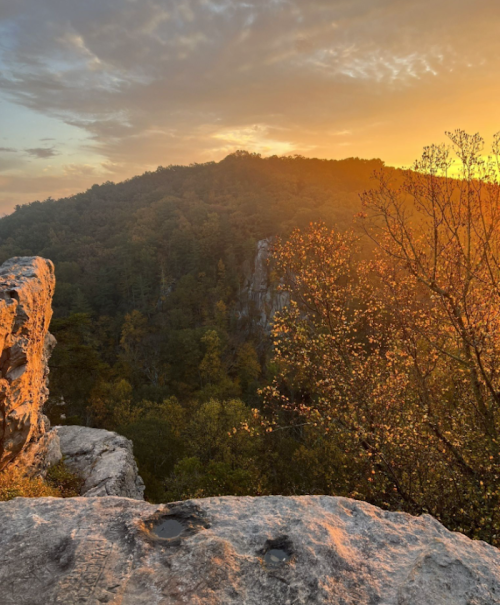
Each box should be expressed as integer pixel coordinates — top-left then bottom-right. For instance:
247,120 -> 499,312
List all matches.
265,151 -> 500,543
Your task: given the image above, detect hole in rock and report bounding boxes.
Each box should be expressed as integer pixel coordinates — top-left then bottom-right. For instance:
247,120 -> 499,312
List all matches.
260,536 -> 294,568
264,549 -> 291,566
152,518 -> 185,539
144,503 -> 209,544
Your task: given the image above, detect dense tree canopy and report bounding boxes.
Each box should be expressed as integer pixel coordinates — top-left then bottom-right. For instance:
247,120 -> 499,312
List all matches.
0,152 -> 382,409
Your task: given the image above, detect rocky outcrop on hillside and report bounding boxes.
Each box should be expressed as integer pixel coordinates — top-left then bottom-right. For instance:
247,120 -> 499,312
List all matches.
1,494 -> 499,605
241,238 -> 289,329
0,257 -> 56,472
56,425 -> 145,499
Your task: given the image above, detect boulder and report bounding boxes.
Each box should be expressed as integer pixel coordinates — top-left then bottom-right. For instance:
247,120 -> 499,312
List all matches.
0,257 -> 56,471
55,425 -> 145,499
0,494 -> 499,604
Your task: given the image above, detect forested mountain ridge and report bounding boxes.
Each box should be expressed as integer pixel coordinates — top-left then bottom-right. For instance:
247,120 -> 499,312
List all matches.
0,151 -> 386,499
0,152 -> 383,296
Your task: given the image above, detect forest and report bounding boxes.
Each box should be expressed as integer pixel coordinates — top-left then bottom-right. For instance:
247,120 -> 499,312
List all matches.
0,151 -> 381,496
1,133 -> 499,546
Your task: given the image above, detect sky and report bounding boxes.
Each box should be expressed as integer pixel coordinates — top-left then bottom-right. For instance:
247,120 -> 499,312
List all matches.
0,0 -> 499,214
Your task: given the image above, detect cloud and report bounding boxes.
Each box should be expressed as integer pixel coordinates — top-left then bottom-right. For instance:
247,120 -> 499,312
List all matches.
62,163 -> 96,176
0,0 -> 499,212
0,147 -> 17,153
24,147 -> 59,159
210,124 -> 297,156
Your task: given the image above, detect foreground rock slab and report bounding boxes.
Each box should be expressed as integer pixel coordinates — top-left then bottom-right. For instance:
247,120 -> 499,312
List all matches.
1,495 -> 499,605
55,425 -> 145,499
0,257 -> 56,470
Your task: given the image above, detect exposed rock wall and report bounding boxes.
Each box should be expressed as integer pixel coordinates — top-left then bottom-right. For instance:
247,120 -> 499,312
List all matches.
56,425 -> 145,499
0,257 -> 56,471
240,238 -> 289,330
0,494 -> 499,604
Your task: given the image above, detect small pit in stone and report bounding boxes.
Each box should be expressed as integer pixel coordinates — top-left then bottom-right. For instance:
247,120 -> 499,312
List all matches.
144,503 -> 210,544
260,536 -> 294,568
264,549 -> 291,567
152,519 -> 185,539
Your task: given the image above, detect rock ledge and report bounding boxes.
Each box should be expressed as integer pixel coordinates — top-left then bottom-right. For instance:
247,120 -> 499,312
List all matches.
55,425 -> 145,499
0,494 -> 499,604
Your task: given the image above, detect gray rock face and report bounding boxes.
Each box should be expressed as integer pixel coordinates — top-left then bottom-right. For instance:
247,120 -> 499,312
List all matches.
241,238 -> 289,329
55,425 -> 145,499
1,494 -> 499,605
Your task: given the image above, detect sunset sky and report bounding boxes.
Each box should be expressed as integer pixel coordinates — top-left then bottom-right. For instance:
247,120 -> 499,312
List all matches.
0,0 -> 499,214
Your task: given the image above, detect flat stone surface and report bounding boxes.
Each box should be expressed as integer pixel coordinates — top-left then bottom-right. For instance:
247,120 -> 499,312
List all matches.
56,425 -> 145,499
1,495 -> 499,604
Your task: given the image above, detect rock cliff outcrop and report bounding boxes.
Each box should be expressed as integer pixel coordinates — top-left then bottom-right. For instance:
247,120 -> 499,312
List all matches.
1,494 -> 499,604
0,255 -> 146,497
0,257 -> 56,472
56,425 -> 145,499
240,238 -> 289,330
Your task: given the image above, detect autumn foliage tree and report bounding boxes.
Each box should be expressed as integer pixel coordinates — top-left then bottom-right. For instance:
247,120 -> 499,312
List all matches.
263,131 -> 500,544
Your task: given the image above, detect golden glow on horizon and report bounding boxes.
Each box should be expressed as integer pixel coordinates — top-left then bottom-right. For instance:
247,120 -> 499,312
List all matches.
1,0 -> 499,212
